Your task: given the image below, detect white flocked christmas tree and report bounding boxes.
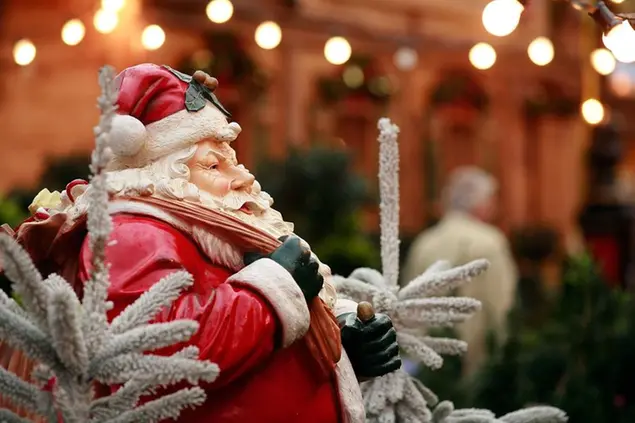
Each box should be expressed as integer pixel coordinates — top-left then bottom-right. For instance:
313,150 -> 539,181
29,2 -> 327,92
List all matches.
0,66 -> 218,422
333,118 -> 569,423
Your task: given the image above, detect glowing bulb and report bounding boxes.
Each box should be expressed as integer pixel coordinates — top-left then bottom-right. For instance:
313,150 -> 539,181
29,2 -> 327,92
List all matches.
61,19 -> 85,46
393,47 -> 418,71
613,44 -> 635,64
611,0 -> 625,4
141,25 -> 165,51
482,0 -> 524,37
101,0 -> 125,12
590,48 -> 616,75
527,37 -> 554,66
324,36 -> 352,65
603,21 -> 635,63
206,0 -> 233,24
93,9 -> 118,34
255,21 -> 282,50
581,99 -> 605,125
469,43 -> 497,70
13,39 -> 36,66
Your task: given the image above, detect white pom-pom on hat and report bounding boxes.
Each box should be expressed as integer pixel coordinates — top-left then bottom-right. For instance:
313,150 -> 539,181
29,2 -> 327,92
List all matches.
109,114 -> 147,157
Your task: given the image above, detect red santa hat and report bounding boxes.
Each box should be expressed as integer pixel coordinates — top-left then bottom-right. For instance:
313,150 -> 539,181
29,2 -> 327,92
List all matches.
110,63 -> 237,164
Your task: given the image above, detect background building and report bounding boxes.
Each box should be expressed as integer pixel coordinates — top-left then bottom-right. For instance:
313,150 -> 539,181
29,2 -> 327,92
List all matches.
0,0 -> 634,244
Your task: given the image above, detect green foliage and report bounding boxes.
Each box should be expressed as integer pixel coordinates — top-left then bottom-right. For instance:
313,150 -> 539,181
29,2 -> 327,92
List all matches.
469,254 -> 635,423
0,196 -> 27,228
256,146 -> 380,275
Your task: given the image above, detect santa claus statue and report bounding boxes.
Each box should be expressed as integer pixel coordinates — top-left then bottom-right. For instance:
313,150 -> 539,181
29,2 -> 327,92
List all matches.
8,63 -> 401,422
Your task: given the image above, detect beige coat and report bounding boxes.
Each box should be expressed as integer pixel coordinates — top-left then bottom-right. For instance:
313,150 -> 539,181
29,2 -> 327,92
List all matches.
403,212 -> 518,376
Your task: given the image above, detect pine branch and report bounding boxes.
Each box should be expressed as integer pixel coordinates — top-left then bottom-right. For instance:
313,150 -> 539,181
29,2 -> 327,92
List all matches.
0,288 -> 28,319
0,234 -> 48,329
82,66 -> 117,358
0,408 -> 34,423
0,304 -> 62,371
110,271 -> 193,334
398,259 -> 490,300
348,267 -> 388,289
396,297 -> 481,319
377,118 -> 401,288
47,283 -> 89,376
104,387 -> 206,423
93,353 -> 219,386
397,332 -> 444,369
497,407 -> 568,423
422,260 -> 452,276
0,366 -> 48,412
90,379 -> 151,421
94,321 -> 199,365
433,401 -> 455,423
331,276 -> 378,303
421,336 -> 468,356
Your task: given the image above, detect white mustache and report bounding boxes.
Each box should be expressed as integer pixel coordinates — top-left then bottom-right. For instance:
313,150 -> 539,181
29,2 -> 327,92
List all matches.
220,191 -> 270,213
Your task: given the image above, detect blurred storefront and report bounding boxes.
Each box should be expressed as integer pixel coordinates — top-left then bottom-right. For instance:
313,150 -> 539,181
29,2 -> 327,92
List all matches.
0,0 -> 631,243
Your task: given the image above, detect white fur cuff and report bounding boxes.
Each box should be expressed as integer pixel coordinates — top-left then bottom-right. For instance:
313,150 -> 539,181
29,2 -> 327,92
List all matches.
228,258 -> 310,348
334,299 -> 358,318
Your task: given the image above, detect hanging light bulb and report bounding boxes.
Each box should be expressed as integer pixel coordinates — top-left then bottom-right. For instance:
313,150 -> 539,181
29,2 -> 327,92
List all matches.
93,9 -> 118,34
61,19 -> 85,46
101,0 -> 125,12
13,39 -> 36,66
206,0 -> 234,24
141,25 -> 166,51
469,43 -> 497,70
393,47 -> 418,71
482,0 -> 525,37
591,48 -> 616,75
581,98 -> 605,125
527,37 -> 554,66
603,20 -> 635,63
255,21 -> 282,50
324,36 -> 351,65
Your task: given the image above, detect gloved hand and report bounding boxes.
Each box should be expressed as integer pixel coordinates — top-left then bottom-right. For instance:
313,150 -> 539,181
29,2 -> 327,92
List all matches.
338,312 -> 401,379
244,235 -> 324,303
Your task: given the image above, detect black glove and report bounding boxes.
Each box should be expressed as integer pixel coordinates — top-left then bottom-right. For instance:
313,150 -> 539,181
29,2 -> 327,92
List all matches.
244,235 -> 324,303
339,312 -> 401,379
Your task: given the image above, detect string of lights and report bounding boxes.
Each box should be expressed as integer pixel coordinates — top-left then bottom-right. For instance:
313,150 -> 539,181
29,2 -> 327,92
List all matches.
9,0 -> 635,124
12,0 -> 634,68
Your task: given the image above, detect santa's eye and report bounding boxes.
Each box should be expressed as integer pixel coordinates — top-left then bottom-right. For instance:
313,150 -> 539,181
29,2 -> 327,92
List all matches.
208,163 -> 219,170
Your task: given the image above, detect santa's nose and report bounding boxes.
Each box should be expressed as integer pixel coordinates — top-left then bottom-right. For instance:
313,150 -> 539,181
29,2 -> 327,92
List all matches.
230,166 -> 256,191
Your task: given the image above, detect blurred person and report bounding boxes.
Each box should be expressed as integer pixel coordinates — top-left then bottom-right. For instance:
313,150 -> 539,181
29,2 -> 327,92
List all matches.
403,166 -> 518,376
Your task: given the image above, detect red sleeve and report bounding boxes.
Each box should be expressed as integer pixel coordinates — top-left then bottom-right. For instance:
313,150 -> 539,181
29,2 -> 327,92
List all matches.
78,214 -> 310,388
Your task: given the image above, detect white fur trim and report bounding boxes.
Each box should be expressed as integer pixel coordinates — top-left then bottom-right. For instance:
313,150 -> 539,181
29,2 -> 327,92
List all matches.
228,258 -> 310,348
334,299 -> 358,318
130,105 -> 241,165
107,200 -> 191,235
335,351 -> 365,423
110,114 -> 147,156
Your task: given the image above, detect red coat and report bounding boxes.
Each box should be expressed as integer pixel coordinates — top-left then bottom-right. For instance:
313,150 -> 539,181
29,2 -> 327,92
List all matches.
77,210 -> 364,423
